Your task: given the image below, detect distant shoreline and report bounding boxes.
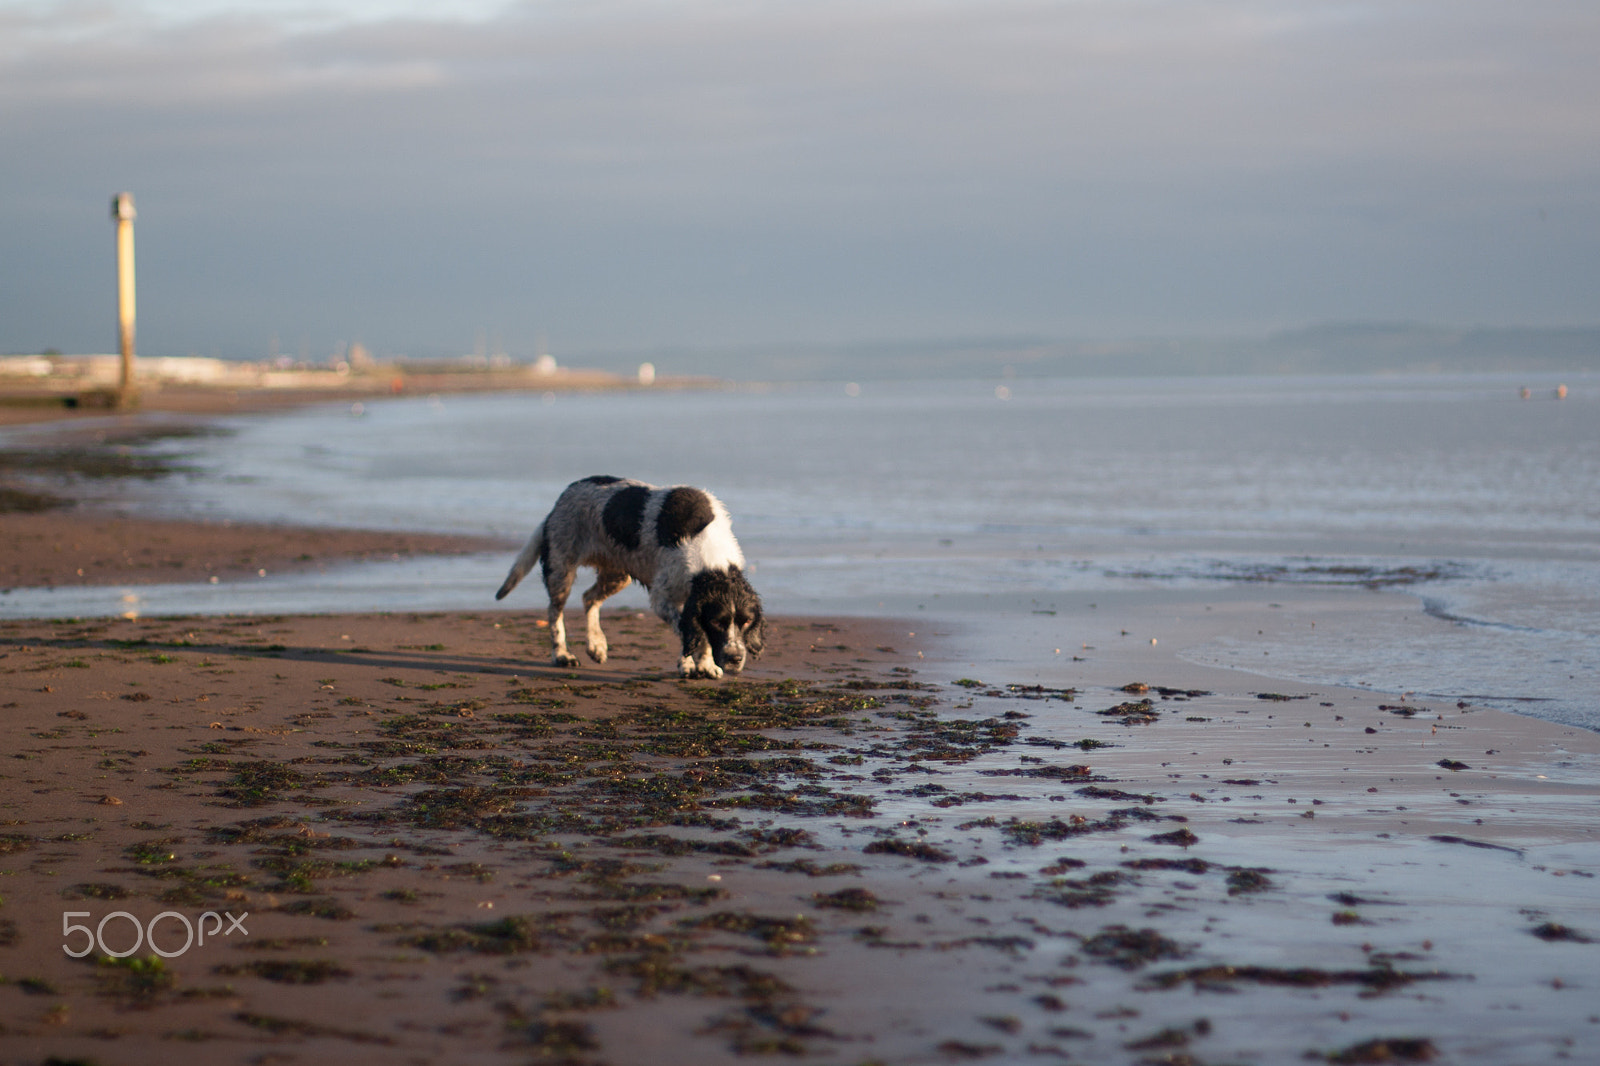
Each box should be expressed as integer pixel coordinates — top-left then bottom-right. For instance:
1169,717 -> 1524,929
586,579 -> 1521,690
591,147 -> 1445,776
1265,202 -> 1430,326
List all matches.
0,363 -> 719,430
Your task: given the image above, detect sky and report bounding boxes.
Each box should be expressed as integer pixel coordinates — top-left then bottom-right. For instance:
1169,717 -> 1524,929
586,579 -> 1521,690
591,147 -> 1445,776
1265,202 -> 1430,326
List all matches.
2,0 -> 1597,363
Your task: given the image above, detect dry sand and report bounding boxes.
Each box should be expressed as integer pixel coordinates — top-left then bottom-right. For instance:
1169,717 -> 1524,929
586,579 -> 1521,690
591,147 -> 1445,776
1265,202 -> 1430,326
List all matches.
1,394 -> 1598,1065
0,370 -> 655,430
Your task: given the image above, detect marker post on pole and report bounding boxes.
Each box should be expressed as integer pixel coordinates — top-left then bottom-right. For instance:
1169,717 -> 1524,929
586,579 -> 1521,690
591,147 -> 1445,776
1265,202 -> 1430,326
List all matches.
111,193 -> 137,409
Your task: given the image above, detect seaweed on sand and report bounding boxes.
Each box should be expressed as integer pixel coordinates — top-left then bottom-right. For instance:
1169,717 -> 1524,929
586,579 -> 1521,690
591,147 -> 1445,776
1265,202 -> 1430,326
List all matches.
1096,700 -> 1160,726
1139,963 -> 1456,995
862,838 -> 955,863
1078,925 -> 1189,970
215,959 -> 352,984
1035,871 -> 1134,909
999,814 -> 1131,846
683,912 -> 818,956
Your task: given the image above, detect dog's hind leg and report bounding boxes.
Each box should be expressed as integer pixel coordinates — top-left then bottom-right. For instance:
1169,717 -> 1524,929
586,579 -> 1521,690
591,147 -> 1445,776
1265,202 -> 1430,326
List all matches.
543,563 -> 580,669
581,570 -> 631,664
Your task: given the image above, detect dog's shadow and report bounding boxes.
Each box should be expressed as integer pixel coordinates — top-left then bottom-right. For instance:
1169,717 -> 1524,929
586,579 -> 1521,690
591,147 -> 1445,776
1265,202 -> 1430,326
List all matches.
27,633 -> 701,684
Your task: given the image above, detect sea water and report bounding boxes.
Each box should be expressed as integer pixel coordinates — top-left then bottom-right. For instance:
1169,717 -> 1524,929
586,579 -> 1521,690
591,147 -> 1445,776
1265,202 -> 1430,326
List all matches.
5,373 -> 1597,728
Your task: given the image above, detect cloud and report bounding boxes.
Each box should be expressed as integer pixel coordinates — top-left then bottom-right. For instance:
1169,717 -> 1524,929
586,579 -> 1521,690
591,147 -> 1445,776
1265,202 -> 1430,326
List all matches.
9,1 -> 1597,188
2,0 -> 1597,354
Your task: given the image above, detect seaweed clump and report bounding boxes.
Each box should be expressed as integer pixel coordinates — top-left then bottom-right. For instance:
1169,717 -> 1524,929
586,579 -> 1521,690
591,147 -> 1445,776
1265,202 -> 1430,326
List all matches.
863,838 -> 955,863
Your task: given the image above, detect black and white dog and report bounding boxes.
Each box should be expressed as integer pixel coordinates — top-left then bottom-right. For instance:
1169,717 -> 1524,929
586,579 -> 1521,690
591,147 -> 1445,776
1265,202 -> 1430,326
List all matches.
495,476 -> 765,678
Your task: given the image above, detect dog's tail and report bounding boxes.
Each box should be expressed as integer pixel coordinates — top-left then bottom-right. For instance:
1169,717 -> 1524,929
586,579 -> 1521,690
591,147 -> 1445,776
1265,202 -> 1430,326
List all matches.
494,521 -> 546,601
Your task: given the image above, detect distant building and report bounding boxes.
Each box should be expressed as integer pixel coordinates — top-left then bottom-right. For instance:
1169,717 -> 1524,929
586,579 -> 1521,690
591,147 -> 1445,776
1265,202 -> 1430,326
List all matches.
0,356 -> 53,377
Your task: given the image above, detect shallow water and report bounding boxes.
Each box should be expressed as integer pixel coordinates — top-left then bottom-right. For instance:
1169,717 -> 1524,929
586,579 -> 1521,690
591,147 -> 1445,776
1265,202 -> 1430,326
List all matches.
4,372 -> 1597,728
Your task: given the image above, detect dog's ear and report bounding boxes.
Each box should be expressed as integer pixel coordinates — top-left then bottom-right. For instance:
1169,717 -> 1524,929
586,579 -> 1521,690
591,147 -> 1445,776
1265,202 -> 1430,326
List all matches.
746,608 -> 766,660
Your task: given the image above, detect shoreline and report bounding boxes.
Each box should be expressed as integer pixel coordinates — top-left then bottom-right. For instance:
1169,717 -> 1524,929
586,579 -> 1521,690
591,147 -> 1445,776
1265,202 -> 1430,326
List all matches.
0,383 -> 516,591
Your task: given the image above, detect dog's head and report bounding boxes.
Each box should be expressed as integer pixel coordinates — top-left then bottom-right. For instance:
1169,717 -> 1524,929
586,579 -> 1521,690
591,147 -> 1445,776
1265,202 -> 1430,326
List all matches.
685,565 -> 766,675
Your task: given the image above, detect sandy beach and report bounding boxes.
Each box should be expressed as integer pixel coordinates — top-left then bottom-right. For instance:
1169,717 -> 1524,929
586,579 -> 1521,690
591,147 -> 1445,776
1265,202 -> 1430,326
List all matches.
1,390 -> 1598,1065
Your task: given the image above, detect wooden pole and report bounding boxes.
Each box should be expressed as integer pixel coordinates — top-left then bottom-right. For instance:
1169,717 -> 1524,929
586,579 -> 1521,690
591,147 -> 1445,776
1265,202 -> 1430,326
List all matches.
112,192 -> 137,408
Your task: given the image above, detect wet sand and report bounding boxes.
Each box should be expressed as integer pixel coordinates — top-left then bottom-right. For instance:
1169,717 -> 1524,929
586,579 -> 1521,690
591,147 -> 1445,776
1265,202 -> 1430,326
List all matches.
0,603 -> 1596,1064
1,397 -> 1598,1063
0,388 -> 509,591
0,510 -> 504,591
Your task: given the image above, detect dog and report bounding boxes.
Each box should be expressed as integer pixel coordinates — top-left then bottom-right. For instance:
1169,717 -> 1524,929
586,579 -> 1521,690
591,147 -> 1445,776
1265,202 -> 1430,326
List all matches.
495,476 -> 765,679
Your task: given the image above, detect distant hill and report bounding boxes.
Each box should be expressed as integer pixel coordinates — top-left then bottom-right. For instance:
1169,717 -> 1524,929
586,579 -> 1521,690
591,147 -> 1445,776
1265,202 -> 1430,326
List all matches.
1235,323 -> 1600,377
574,323 -> 1600,381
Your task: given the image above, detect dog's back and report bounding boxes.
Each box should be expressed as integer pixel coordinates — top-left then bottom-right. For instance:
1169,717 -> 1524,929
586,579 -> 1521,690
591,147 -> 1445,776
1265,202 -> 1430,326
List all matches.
497,476 -> 743,599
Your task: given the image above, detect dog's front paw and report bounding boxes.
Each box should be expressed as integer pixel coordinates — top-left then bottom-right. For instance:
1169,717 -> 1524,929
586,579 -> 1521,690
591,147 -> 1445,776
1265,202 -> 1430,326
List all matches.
586,642 -> 608,665
678,656 -> 723,680
553,651 -> 581,669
